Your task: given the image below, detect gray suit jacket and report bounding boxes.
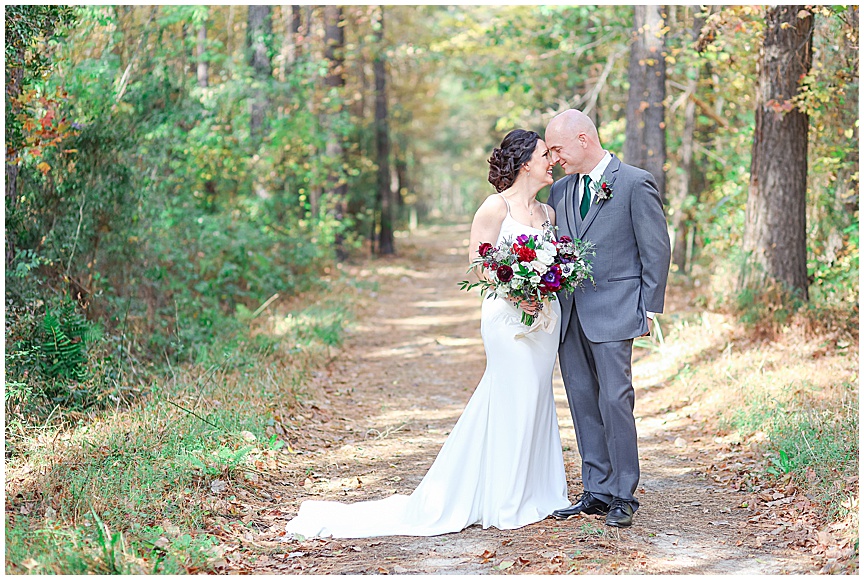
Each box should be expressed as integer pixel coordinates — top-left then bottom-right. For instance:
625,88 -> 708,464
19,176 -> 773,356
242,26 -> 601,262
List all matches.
547,154 -> 671,343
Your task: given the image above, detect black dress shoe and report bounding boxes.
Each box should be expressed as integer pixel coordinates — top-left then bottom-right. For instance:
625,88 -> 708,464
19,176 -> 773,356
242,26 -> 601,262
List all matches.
604,498 -> 634,527
551,492 -> 610,520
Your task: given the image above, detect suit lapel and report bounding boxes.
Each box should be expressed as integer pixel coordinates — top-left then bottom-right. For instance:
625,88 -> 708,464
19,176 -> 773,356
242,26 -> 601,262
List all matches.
560,175 -> 578,235
578,155 -> 621,238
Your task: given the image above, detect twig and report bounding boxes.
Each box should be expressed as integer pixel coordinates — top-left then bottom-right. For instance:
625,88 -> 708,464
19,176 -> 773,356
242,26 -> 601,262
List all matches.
115,6 -> 157,104
579,46 -> 627,118
365,422 -> 407,440
64,194 -> 86,278
693,141 -> 729,167
164,397 -> 246,443
252,293 -> 280,318
192,353 -> 236,410
669,80 -> 733,130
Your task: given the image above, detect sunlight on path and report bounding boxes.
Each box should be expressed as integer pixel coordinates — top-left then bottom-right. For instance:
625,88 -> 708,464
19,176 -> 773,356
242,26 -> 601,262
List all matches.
259,224 -> 819,575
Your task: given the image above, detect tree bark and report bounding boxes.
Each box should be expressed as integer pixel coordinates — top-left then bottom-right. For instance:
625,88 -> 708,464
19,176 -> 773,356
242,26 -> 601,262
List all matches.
323,5 -> 348,256
671,7 -> 705,274
625,5 -> 667,201
5,47 -> 25,267
196,24 -> 208,88
288,6 -> 301,67
374,8 -> 395,255
247,5 -> 272,145
671,83 -> 697,273
740,6 -> 813,299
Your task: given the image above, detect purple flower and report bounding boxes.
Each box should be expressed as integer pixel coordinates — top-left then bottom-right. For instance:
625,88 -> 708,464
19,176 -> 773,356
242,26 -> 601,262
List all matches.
542,269 -> 561,285
516,234 -> 530,245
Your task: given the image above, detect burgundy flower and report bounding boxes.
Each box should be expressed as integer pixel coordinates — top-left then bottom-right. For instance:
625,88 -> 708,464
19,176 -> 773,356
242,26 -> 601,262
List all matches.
496,264 -> 514,283
478,242 -> 494,257
558,235 -> 572,244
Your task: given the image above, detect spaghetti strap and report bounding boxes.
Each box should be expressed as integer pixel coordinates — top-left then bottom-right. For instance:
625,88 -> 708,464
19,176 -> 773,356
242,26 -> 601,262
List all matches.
541,203 -> 550,221
498,193 -> 512,216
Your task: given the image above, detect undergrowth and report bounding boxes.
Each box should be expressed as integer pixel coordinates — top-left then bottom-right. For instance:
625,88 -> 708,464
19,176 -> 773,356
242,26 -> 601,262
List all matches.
5,276 -> 368,574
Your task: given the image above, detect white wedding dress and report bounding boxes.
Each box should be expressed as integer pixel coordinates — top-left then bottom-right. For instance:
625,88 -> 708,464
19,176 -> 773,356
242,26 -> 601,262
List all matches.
284,201 -> 569,538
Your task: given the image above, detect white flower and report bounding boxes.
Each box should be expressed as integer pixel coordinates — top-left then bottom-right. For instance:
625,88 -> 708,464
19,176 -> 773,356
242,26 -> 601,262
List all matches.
529,274 -> 541,285
530,260 -> 549,275
510,277 -> 524,289
535,249 -> 555,266
495,285 -> 510,298
561,263 -> 574,277
542,241 -> 557,254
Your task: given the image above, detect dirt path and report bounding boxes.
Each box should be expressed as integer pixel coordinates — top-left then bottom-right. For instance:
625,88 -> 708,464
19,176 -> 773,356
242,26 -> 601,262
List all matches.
229,224 -> 821,574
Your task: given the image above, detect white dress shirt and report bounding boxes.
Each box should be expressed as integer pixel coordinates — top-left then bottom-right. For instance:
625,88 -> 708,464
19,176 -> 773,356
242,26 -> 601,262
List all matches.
578,151 -> 613,207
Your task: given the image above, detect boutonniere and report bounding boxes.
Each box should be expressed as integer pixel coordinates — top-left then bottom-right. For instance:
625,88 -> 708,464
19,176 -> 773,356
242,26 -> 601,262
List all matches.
591,178 -> 614,203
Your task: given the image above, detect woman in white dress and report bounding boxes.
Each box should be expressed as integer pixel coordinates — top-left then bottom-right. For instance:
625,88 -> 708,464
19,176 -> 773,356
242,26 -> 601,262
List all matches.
284,129 -> 569,539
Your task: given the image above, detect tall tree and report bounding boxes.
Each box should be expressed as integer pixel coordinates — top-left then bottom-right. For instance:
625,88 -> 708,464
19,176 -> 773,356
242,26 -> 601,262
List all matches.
196,22 -> 208,88
247,5 -> 272,145
670,7 -> 707,274
740,6 -> 814,299
323,5 -> 347,211
374,7 -> 395,255
625,5 -> 668,200
278,5 -> 301,81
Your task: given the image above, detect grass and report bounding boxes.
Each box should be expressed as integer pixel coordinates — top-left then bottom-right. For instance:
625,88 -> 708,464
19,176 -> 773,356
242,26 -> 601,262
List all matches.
648,295 -> 859,523
5,275 -> 370,574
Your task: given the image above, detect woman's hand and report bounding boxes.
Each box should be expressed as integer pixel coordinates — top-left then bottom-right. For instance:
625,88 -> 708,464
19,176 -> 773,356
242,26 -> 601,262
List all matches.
513,296 -> 542,315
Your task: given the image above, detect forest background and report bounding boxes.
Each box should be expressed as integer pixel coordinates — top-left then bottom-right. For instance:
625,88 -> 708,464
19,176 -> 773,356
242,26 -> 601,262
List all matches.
4,4 -> 859,574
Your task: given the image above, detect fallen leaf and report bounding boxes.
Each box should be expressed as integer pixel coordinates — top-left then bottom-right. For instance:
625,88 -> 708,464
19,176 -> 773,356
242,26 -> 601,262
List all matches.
495,560 -> 514,571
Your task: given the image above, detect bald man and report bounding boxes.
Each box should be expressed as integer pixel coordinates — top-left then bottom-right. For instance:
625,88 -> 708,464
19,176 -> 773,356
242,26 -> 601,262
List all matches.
545,109 -> 670,528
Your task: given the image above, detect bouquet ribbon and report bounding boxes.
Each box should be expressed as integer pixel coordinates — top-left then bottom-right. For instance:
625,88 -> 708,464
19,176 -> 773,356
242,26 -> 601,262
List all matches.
514,305 -> 559,340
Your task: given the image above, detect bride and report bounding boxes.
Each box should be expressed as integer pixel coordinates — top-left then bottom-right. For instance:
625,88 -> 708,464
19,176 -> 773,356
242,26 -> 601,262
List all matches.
284,129 -> 569,539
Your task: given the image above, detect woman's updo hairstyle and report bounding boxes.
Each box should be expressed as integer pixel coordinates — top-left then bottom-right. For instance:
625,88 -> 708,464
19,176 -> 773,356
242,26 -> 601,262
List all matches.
487,129 -> 540,193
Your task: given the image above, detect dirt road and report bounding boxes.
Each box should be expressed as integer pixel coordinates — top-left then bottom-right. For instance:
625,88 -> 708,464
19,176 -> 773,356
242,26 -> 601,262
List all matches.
230,224 -> 821,574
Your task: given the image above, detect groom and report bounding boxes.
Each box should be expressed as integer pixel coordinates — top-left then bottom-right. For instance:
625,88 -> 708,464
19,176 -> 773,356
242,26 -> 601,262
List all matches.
544,109 -> 670,528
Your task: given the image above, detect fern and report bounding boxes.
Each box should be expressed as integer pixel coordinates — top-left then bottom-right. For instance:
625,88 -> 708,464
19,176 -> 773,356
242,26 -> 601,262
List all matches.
37,303 -> 101,382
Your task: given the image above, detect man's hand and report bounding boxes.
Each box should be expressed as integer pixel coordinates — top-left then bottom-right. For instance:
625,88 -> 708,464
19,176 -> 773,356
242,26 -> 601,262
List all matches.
640,317 -> 653,337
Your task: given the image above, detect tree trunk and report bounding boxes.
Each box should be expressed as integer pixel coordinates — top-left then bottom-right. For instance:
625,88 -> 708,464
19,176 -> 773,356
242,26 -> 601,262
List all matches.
323,5 -> 348,257
5,47 -> 25,267
374,8 -> 395,255
247,5 -> 272,145
288,6 -> 300,67
625,5 -> 667,201
196,24 -> 208,88
671,84 -> 697,273
671,8 -> 705,274
740,6 -> 813,299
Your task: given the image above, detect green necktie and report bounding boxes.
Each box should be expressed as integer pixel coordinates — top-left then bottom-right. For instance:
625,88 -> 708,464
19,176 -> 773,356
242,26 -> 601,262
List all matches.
580,175 -> 592,219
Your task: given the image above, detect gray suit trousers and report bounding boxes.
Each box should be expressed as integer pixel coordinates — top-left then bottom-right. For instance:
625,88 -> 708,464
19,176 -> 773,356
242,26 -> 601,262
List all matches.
559,305 -> 640,509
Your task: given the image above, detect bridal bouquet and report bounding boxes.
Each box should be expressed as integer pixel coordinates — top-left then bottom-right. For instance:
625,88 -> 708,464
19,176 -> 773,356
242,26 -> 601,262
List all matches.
460,226 -> 595,326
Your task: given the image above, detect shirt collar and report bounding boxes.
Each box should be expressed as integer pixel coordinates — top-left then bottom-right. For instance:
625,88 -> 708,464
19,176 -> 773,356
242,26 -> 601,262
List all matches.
585,151 -> 612,182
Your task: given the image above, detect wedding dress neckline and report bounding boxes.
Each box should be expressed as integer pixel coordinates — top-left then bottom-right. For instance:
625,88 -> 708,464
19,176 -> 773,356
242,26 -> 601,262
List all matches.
498,193 -> 548,232
503,212 -> 544,232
